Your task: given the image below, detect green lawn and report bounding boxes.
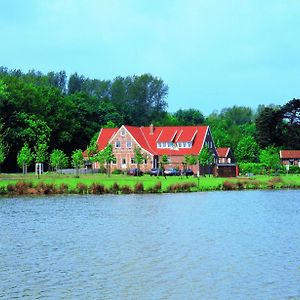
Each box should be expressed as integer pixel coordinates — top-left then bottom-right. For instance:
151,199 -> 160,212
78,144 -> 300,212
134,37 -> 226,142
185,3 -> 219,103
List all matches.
0,172 -> 299,194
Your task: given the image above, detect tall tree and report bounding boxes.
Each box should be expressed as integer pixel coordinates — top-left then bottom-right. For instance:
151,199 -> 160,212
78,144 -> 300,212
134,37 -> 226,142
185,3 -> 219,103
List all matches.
68,73 -> 85,94
134,146 -> 145,176
71,149 -> 84,177
17,143 -> 33,175
259,146 -> 280,174
103,144 -> 115,177
50,149 -> 68,173
235,136 -> 260,163
174,108 -> 205,125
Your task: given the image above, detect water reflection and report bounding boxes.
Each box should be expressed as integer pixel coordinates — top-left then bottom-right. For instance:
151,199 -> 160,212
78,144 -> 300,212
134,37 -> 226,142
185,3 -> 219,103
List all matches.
0,191 -> 299,299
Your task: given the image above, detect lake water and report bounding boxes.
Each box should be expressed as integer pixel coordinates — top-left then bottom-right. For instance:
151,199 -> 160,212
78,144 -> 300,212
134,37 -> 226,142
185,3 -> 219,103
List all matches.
0,190 -> 300,299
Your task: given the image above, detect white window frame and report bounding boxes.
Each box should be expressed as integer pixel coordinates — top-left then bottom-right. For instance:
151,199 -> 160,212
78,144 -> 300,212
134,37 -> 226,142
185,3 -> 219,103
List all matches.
126,141 -> 132,148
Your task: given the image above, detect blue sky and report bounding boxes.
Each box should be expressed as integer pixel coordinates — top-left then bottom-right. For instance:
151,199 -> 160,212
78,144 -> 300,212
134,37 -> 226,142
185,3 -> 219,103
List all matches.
1,0 -> 300,115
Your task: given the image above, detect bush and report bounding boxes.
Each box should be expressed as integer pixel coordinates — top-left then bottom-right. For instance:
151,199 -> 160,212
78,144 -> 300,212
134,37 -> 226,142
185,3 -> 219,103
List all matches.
238,163 -> 266,175
134,182 -> 144,193
112,169 -> 122,175
121,185 -> 133,194
148,181 -> 162,193
0,186 -> 7,195
167,182 -> 197,193
267,177 -> 283,189
110,182 -> 120,194
222,181 -> 236,190
58,183 -> 69,194
76,183 -> 88,194
14,181 -> 33,195
36,182 -> 57,194
89,183 -> 105,194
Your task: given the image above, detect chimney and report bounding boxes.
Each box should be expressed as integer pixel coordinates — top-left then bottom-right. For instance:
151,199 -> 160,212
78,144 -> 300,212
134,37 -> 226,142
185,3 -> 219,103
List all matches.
149,123 -> 154,135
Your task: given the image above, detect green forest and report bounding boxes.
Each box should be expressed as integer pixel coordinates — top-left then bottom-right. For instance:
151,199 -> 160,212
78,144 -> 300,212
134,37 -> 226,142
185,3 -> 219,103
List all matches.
0,66 -> 299,172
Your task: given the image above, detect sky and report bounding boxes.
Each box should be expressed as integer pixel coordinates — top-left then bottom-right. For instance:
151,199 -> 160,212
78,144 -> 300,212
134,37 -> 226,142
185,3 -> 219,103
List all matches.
1,0 -> 300,115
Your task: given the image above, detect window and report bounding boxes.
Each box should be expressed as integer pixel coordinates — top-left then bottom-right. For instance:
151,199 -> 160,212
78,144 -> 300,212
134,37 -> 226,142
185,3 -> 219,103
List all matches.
115,141 -> 121,148
112,157 -> 117,164
144,158 -> 147,164
131,157 -> 135,164
121,129 -> 125,137
122,158 -> 126,164
126,141 -> 132,148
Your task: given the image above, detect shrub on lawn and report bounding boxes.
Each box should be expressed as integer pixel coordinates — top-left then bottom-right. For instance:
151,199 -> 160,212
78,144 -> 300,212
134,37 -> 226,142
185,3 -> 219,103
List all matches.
110,182 -> 120,194
0,186 -> 7,195
13,181 -> 33,195
76,183 -> 88,194
267,177 -> 283,189
222,181 -> 237,190
134,182 -> 144,193
148,181 -> 162,193
36,182 -> 57,194
58,183 -> 69,194
121,185 -> 133,194
89,183 -> 105,194
112,169 -> 122,175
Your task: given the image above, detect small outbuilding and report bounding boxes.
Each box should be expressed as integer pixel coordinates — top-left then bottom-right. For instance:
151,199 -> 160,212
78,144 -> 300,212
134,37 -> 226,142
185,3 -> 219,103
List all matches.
280,150 -> 300,167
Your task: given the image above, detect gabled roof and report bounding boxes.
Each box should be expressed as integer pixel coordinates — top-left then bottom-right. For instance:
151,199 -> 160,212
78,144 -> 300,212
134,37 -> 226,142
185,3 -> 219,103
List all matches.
96,128 -> 118,151
280,150 -> 300,159
94,125 -> 211,156
139,126 -> 209,155
216,147 -> 230,158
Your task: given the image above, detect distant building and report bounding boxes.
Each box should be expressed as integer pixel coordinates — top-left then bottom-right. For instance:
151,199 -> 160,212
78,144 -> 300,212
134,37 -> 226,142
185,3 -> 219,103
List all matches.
86,125 -> 217,174
280,150 -> 300,167
216,147 -> 235,164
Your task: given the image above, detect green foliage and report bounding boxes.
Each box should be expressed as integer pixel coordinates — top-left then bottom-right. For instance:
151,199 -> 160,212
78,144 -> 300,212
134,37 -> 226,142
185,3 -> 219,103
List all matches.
50,149 -> 68,171
235,136 -> 260,163
198,146 -> 214,166
0,138 -> 6,168
134,146 -> 144,165
71,149 -> 83,177
238,163 -> 267,175
34,142 -> 48,163
17,143 -> 33,174
160,154 -> 169,168
183,154 -> 197,167
103,144 -> 115,176
259,146 -> 280,172
174,108 -> 205,125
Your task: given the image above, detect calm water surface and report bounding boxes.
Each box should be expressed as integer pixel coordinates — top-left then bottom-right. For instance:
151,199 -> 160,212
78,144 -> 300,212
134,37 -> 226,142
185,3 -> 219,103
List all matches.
0,190 -> 300,299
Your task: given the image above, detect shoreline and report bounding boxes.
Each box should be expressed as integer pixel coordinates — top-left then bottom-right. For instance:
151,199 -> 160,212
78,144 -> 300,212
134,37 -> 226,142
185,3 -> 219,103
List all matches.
1,176 -> 300,196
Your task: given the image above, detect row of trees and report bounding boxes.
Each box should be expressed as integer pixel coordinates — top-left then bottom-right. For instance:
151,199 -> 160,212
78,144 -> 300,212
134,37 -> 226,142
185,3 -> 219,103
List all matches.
0,66 -> 299,173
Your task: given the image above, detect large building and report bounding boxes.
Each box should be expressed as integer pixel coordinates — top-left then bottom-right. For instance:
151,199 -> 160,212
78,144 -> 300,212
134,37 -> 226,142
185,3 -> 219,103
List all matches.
90,124 -> 218,173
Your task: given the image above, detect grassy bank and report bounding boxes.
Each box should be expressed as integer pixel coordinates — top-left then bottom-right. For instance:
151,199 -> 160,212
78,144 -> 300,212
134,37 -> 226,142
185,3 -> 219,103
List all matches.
0,173 -> 300,196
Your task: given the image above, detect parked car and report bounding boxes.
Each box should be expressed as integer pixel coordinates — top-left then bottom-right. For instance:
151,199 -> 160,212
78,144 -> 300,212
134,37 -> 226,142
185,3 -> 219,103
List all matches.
181,168 -> 194,176
127,168 -> 143,176
150,168 -> 164,176
164,168 -> 180,176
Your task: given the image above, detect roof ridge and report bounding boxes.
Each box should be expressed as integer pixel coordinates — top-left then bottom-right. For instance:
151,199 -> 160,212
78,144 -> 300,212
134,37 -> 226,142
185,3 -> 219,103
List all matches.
139,127 -> 157,155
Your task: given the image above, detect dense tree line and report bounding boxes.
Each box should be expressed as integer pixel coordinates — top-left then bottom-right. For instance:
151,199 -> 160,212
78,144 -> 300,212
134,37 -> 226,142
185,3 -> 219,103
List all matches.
0,66 -> 299,172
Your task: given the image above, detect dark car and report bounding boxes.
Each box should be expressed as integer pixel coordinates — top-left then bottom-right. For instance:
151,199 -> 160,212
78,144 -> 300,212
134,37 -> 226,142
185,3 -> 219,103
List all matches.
150,168 -> 164,176
127,168 -> 143,176
164,168 -> 180,176
181,168 -> 194,176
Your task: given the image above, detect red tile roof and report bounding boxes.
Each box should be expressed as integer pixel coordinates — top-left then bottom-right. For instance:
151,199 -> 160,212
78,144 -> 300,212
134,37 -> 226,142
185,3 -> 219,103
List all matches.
96,128 -> 118,151
216,147 -> 230,158
138,125 -> 209,156
93,125 -> 211,156
280,150 -> 300,159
